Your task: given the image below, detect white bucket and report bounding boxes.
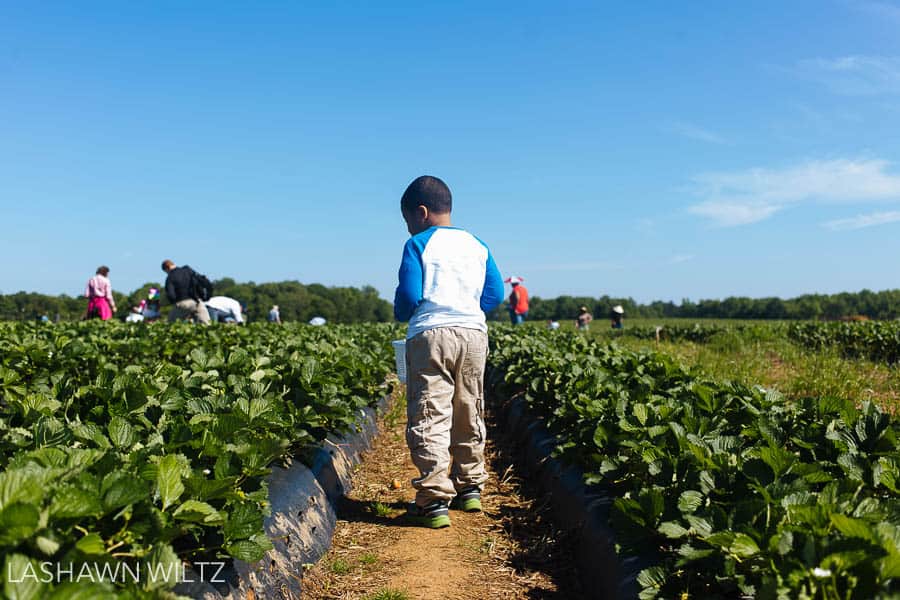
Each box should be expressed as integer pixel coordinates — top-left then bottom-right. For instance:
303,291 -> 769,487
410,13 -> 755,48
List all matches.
391,339 -> 407,383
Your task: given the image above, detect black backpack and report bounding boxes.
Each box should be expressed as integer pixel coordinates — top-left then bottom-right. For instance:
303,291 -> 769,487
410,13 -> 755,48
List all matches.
190,269 -> 213,302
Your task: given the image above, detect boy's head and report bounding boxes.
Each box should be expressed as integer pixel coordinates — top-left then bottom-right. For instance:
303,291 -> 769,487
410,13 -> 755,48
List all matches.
401,175 -> 452,235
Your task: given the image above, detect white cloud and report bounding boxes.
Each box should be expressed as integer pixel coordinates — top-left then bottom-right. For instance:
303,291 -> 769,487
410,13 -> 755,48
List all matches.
822,210 -> 900,230
688,158 -> 900,227
667,254 -> 695,264
798,55 -> 900,95
688,201 -> 783,226
665,121 -> 728,145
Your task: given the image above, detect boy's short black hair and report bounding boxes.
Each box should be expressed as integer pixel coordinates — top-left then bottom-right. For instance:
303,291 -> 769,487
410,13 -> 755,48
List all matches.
401,175 -> 452,214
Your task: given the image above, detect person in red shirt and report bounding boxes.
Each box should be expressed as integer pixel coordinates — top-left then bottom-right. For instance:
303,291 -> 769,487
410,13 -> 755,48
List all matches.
506,277 -> 529,324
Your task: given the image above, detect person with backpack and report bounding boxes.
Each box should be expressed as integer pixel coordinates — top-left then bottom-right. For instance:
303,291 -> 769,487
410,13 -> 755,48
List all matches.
161,259 -> 212,324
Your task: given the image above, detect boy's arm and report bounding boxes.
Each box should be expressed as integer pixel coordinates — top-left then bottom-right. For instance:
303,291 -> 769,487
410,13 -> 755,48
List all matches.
480,251 -> 504,312
394,239 -> 424,322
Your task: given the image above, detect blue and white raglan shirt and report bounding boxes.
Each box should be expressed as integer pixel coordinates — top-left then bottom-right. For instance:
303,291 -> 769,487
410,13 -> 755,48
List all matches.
394,226 -> 504,339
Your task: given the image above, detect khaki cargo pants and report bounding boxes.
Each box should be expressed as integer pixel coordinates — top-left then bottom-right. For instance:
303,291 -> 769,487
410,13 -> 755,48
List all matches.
168,299 -> 211,324
405,326 -> 489,506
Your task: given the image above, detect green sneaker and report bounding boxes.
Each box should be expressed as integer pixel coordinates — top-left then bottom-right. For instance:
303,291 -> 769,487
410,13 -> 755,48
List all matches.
405,500 -> 451,528
450,487 -> 482,512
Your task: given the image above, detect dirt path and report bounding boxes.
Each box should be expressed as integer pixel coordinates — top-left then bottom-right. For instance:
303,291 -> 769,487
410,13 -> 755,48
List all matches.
301,387 -> 582,600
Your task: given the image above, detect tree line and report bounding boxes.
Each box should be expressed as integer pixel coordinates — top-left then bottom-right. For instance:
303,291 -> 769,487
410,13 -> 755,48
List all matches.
0,278 -> 393,323
487,288 -> 900,322
3,283 -> 899,323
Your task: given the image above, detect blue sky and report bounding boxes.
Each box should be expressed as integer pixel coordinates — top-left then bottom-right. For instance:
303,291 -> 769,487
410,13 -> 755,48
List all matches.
2,1 -> 900,304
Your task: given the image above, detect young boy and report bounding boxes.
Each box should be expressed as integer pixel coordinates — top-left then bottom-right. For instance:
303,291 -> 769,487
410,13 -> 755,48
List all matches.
394,175 -> 504,528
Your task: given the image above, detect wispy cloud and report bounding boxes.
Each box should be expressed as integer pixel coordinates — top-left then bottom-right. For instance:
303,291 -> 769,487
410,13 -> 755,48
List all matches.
798,55 -> 900,95
822,210 -> 900,230
667,254 -> 695,264
688,158 -> 900,227
665,121 -> 728,145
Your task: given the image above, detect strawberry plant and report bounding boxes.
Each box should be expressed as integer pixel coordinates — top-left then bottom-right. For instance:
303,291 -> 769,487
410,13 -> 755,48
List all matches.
790,321 -> 900,363
489,328 -> 900,599
0,321 -> 397,598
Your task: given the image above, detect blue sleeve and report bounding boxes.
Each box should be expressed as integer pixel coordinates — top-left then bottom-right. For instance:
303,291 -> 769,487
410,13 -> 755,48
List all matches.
394,238 -> 424,321
480,249 -> 504,312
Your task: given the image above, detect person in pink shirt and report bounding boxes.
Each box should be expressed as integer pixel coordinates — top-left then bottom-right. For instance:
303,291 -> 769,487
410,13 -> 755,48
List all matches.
84,265 -> 117,320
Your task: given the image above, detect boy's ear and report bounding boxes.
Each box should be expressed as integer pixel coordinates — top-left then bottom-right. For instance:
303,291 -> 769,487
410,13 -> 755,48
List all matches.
415,205 -> 429,222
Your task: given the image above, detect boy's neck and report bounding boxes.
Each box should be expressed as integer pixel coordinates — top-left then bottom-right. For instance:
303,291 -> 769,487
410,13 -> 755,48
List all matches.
426,213 -> 452,228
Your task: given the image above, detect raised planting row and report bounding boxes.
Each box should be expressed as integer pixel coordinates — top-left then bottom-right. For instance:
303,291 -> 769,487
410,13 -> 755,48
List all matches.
0,321 -> 397,599
789,320 -> 900,364
488,328 -> 900,600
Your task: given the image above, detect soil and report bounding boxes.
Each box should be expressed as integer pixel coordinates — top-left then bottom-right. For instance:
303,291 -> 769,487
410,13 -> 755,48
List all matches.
300,386 -> 583,600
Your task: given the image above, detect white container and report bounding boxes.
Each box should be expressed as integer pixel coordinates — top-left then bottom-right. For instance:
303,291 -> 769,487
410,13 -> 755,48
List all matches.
391,339 -> 408,383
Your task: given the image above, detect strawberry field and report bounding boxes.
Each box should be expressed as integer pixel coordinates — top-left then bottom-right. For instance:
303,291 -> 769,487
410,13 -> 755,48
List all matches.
489,327 -> 900,599
0,321 -> 395,599
2,319 -> 899,599
789,321 -> 900,364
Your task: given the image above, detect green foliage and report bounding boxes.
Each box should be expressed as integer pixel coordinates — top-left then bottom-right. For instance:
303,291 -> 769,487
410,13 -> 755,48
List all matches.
0,278 -> 393,323
487,288 -> 900,321
489,327 -> 900,599
790,321 -> 900,363
0,320 -> 397,597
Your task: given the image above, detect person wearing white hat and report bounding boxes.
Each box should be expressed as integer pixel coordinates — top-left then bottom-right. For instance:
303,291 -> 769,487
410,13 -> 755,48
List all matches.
505,276 -> 529,325
611,305 -> 625,329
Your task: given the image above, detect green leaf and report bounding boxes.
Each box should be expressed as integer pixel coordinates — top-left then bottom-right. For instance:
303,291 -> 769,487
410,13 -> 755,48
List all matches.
676,543 -> 715,564
50,485 -> 103,519
699,470 -> 716,494
592,424 -> 609,447
658,521 -> 689,539
224,502 -> 264,541
0,469 -> 52,510
685,514 -> 713,537
225,539 -> 269,562
837,453 -> 866,482
156,454 -> 187,511
0,503 -> 40,546
772,530 -> 793,556
107,416 -> 136,449
173,500 -> 225,525
639,488 -> 665,525
760,446 -> 796,478
101,471 -> 147,511
48,582 -> 118,600
831,513 -> 877,542
633,403 -> 649,426
75,533 -> 106,555
880,553 -> 900,580
142,543 -> 181,590
636,565 -> 667,591
678,490 -> 704,515
3,554 -> 47,600
730,533 -> 760,558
